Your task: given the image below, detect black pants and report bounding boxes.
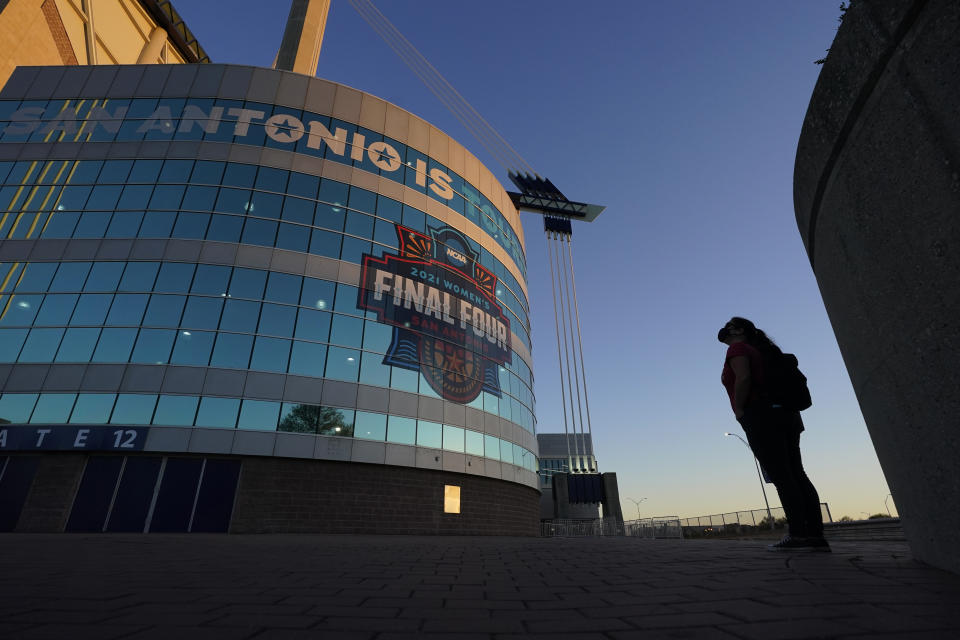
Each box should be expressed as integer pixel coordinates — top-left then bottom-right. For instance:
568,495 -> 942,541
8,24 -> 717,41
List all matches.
738,406 -> 824,538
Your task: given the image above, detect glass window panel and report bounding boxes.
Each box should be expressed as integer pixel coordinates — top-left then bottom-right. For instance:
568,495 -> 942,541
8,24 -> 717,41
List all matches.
190,265 -> 231,295
70,294 -> 112,325
514,444 -> 530,470
84,262 -> 124,292
155,263 -> 195,293
483,391 -> 499,415
390,367 -> 418,393
484,434 -> 500,460
68,160 -> 103,183
206,214 -> 243,242
264,272 -> 301,304
339,236 -> 370,263
376,195 -> 402,222
148,184 -> 185,210
214,187 -> 250,214
240,218 -> 277,247
55,327 -> 100,362
249,191 -> 282,219
373,218 -> 399,248
278,402 -> 318,434
387,415 -> 415,445
258,303 -> 296,336
69,393 -> 116,424
287,340 -> 325,377
254,166 -> 288,192
181,185 -> 217,211
118,262 -> 159,292
29,393 -> 76,423
324,346 -> 359,382
354,411 -> 386,441
34,294 -> 78,325
18,327 -> 64,361
196,396 -> 239,428
117,184 -> 153,209
0,328 -> 28,361
300,278 -> 334,310
227,267 -> 266,299
329,314 -> 363,348
358,351 -> 389,387
159,159 -> 193,183
345,211 -> 374,240
443,425 -> 465,452
361,320 -> 391,352
50,262 -> 91,291
106,293 -> 148,325
130,328 -> 175,364
152,395 -> 199,426
73,211 -> 112,238
39,211 -> 79,238
190,160 -> 225,184
110,394 -> 157,424
171,212 -> 210,239
280,197 -> 314,224
56,185 -> 91,209
129,159 -> 163,183
0,393 -> 39,423
219,299 -> 259,332
92,327 -> 137,362
143,294 -> 185,327
313,202 -> 345,232
222,163 -> 257,188
286,172 -> 318,199
180,296 -> 223,329
465,430 -> 484,456
14,263 -> 57,292
209,332 -> 253,369
250,336 -> 290,373
333,284 -> 359,315
416,420 -> 442,449
401,205 -> 425,232
85,185 -> 122,210
499,439 -> 514,465
347,187 -> 376,214
170,329 -> 214,366
295,308 -> 331,342
308,228 -> 341,258
317,178 -> 348,207
275,223 -> 310,252
318,406 -> 353,437
0,294 -> 42,326
138,211 -> 176,238
237,399 -> 280,431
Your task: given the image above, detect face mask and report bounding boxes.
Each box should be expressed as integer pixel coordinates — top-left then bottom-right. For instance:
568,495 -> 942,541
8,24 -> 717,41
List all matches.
717,327 -> 731,342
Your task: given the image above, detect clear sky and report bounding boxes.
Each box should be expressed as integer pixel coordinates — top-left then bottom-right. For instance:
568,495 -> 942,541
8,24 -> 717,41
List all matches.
176,0 -> 893,522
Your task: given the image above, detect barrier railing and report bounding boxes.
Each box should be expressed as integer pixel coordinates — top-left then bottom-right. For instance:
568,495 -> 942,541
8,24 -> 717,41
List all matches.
541,516 -> 683,539
678,503 -> 832,538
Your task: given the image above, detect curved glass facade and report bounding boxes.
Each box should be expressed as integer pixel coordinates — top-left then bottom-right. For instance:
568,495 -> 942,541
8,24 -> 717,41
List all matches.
0,65 -> 538,490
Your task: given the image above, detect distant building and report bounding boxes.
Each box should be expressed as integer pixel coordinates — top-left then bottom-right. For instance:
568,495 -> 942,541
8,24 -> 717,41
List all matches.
537,432 -> 598,519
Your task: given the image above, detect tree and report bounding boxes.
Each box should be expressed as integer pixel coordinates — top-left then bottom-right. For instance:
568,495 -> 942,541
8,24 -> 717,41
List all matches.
278,404 -> 354,436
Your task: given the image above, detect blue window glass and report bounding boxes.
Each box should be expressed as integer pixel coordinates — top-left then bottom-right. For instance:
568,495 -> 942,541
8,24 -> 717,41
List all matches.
148,184 -> 185,210
222,163 -> 257,188
288,341 -> 326,377
237,399 -> 280,431
84,263 -> 124,292
344,211 -> 373,238
416,420 -> 442,448
196,397 -> 239,428
300,278 -> 334,311
250,336 -> 290,373
293,309 -> 330,342
39,211 -> 80,238
92,328 -> 137,363
254,167 -> 288,192
308,228 -> 341,258
85,185 -> 122,210
249,191 -> 282,219
74,211 -> 112,238
171,212 -> 210,239
68,160 -> 103,183
228,267 -> 266,299
138,211 -> 175,237
324,346 -> 359,382
333,284 -> 360,315
106,294 -> 148,325
18,327 -> 64,361
358,351 -> 389,387
313,203 -> 344,232
483,391 -> 499,415
170,330 -> 214,366
373,218 -> 399,248
209,332 -> 253,369
390,367 -> 419,393
50,262 -> 91,292
55,328 -> 100,362
354,411 -> 386,441
14,263 -> 56,292
329,314 -> 363,348
129,159 -> 163,183
280,197 -> 314,224
34,294 -> 78,325
190,265 -> 231,296
387,415 -> 415,445
180,296 -> 223,329
258,303 -> 296,336
130,329 -> 175,364
319,407 -> 353,437
56,186 -> 91,209
499,439 -> 514,465
29,393 -> 76,423
143,294 -> 185,327
110,394 -> 157,425
348,188 -> 376,214
240,218 -> 277,247
276,223 -> 310,252
361,320 -> 391,352
443,425 -> 465,453
190,160 -> 225,184
278,402 -> 318,434
214,188 -> 251,214
465,430 -> 484,456
117,184 -> 153,209
181,186 -> 217,211
219,299 -> 259,333
159,159 -> 193,183
206,214 -> 243,242
264,272 -> 301,304
0,328 -> 28,361
484,434 -> 500,461
286,172 -> 318,199
0,393 -> 38,423
376,196 -> 402,222
155,263 -> 195,293
69,393 -> 116,424
153,395 -> 199,426
401,205 -> 425,233
70,294 -> 112,325
340,237 -> 370,264
118,262 -> 159,292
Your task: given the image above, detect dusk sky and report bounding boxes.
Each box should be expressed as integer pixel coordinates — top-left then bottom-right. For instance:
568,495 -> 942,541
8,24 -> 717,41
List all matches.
176,0 -> 892,521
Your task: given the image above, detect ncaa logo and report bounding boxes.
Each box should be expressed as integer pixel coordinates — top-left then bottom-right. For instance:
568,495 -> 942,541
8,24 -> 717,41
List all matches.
445,247 -> 468,267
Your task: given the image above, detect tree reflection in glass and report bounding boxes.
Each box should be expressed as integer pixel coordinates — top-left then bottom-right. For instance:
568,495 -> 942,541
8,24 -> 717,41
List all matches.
278,404 -> 354,437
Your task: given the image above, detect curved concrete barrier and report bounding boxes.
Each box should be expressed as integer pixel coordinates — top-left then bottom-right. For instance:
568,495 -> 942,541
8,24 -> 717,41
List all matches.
794,0 -> 960,573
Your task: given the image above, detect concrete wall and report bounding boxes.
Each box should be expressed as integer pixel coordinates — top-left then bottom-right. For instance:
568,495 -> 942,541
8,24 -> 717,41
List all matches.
794,0 -> 960,573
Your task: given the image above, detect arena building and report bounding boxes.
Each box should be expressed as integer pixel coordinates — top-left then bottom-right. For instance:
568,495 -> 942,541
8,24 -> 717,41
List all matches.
0,62 -> 540,534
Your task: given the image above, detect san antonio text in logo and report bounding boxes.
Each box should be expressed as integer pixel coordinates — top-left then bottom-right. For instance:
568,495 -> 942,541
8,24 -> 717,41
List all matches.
357,224 -> 512,404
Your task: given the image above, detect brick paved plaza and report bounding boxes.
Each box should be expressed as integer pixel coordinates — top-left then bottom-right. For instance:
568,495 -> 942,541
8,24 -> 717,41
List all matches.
2,534 -> 960,639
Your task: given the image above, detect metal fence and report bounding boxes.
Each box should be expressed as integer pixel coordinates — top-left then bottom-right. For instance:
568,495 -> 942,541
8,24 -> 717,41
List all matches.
678,503 -> 832,538
540,516 -> 683,539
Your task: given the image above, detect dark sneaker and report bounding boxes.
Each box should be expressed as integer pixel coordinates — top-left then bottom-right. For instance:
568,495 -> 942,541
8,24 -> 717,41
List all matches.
766,535 -> 831,552
805,537 -> 832,552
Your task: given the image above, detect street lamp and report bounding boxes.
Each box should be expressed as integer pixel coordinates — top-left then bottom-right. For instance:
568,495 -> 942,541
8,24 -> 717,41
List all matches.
627,497 -> 646,520
723,432 -> 775,529
884,493 -> 895,517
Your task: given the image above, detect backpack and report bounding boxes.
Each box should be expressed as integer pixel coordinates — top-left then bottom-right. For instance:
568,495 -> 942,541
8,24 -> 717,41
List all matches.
762,351 -> 812,411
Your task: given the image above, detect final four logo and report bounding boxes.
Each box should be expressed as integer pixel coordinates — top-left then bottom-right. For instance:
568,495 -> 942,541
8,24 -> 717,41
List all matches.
357,225 -> 512,404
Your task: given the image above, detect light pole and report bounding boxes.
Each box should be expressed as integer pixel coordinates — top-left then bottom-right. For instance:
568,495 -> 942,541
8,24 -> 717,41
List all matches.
884,493 -> 895,517
723,432 -> 775,529
627,497 -> 646,521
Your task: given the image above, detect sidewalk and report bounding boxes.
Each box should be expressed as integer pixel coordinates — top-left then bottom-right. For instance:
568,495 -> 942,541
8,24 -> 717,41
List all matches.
2,534 -> 960,639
